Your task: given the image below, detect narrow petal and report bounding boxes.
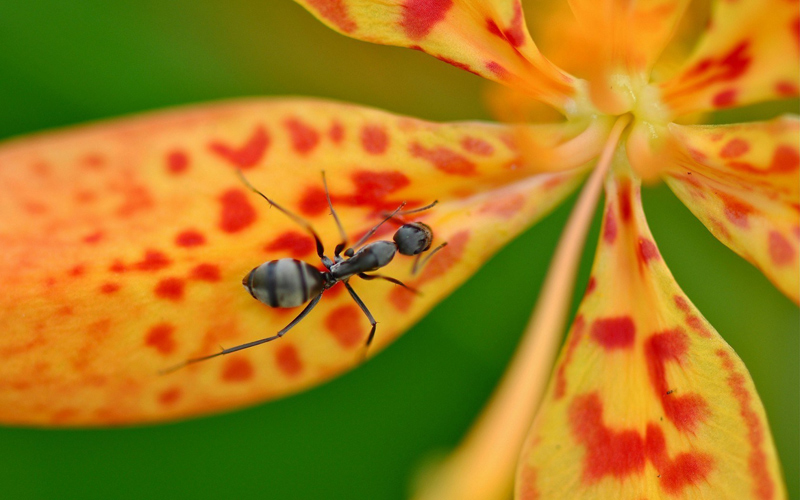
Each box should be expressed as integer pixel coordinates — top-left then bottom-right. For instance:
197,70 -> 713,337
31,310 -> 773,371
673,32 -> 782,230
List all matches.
566,0 -> 692,113
659,0 -> 800,117
517,163 -> 785,499
0,98 -> 593,426
663,117 -> 800,303
293,0 -> 581,112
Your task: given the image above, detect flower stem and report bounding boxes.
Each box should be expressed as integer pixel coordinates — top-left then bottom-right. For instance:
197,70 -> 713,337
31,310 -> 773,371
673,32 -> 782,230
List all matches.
412,115 -> 631,500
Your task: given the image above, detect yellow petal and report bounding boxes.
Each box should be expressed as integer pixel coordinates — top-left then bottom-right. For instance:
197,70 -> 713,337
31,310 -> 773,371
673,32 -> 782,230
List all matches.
517,162 -> 785,499
664,117 -> 800,303
0,98 -> 599,426
659,0 -> 799,117
293,0 -> 581,113
566,0 -> 692,113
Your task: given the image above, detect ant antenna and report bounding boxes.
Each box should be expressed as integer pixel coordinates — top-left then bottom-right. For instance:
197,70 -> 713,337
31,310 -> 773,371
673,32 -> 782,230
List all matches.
412,242 -> 448,275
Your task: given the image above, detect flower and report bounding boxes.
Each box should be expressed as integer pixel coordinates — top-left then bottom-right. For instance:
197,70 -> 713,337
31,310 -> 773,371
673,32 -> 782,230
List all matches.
0,0 -> 796,499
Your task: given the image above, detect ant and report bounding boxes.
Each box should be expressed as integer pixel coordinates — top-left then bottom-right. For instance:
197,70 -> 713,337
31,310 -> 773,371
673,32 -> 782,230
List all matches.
162,171 -> 445,373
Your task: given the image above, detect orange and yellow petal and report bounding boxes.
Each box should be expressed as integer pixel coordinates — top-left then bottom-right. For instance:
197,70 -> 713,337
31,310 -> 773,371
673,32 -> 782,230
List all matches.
293,0 -> 582,113
517,162 -> 784,499
566,0 -> 692,114
0,98 -> 592,426
662,117 -> 800,303
659,0 -> 799,117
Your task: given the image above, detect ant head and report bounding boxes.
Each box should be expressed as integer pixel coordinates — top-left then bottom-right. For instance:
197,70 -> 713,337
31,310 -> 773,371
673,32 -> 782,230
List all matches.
393,222 -> 433,256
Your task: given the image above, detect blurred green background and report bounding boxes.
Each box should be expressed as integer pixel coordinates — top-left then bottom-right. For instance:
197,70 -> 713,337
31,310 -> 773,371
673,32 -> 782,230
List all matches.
0,1 -> 797,499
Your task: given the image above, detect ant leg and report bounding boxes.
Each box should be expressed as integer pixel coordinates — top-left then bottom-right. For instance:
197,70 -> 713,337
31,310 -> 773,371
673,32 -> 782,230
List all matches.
412,242 -> 448,275
344,202 -> 407,257
160,293 -> 324,374
321,171 -> 348,258
358,273 -> 420,295
237,170 -> 333,268
385,200 -> 438,218
344,282 -> 378,356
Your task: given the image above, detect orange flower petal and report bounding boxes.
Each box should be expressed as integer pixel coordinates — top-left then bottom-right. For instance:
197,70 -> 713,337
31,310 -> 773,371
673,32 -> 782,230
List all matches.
659,0 -> 800,117
0,98 -> 592,426
566,0 -> 692,113
517,163 -> 785,499
293,0 -> 580,112
663,117 -> 800,303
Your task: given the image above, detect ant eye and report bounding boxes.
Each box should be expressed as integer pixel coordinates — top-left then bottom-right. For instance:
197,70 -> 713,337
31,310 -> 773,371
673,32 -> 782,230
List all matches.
393,222 -> 433,256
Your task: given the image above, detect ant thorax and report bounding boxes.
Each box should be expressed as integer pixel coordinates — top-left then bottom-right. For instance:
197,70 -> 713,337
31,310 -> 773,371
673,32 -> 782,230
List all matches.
329,241 -> 397,281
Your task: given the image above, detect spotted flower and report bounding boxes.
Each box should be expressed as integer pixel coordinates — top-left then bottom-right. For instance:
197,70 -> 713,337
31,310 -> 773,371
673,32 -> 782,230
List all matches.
0,0 -> 797,498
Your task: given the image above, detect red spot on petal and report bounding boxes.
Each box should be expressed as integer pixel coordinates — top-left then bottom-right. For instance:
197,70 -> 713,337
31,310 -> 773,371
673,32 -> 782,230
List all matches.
637,238 -> 660,264
775,80 -> 799,97
175,229 -> 206,247
554,315 -> 585,400
769,144 -> 800,172
768,231 -> 794,265
719,192 -> 755,229
275,344 -> 303,377
401,0 -> 453,40
720,138 -> 749,158
69,265 -> 85,277
485,3 -> 525,48
325,305 -> 363,349
479,193 -> 525,218
617,180 -> 632,223
158,387 -> 182,406
209,126 -> 269,169
265,231 -> 315,258
332,170 -> 412,212
166,150 -> 189,174
115,184 -> 153,218
712,89 -> 737,108
299,186 -> 329,217
100,282 -> 121,294
134,250 -> 171,271
360,124 -> 389,155
410,142 -> 477,176
590,316 -> 635,350
221,357 -> 254,382
81,153 -> 106,170
603,206 -> 618,244
109,260 -> 126,273
645,330 -> 709,432
329,121 -> 344,143
285,118 -> 320,155
190,263 -> 221,282
154,277 -> 185,301
305,0 -> 357,32
673,295 -> 690,312
219,189 -> 257,233
433,55 -> 480,75
82,231 -> 104,244
461,136 -> 494,156
389,286 -> 416,312
716,349 -> 775,499
569,393 -> 713,489
485,61 -> 509,78
145,323 -> 176,355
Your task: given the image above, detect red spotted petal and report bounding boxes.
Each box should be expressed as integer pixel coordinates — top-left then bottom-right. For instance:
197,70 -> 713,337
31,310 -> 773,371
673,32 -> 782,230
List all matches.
659,0 -> 800,116
293,0 -> 580,112
0,98 -> 595,425
517,164 -> 785,499
663,117 -> 799,303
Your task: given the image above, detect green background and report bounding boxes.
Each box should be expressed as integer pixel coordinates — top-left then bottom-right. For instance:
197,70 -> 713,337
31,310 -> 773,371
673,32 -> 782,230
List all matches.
1,1 -> 797,499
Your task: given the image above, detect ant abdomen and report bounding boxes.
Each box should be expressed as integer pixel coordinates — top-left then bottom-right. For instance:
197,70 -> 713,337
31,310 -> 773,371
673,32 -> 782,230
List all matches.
243,258 -> 325,308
